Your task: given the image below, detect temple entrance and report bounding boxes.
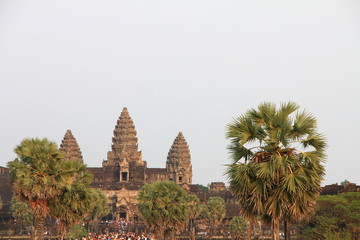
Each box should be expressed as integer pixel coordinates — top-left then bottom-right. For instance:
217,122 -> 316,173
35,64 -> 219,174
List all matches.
120,212 -> 127,220
121,172 -> 128,181
117,205 -> 128,221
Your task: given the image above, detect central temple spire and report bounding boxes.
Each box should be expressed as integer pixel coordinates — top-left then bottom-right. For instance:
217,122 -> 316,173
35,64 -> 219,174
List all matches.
105,107 -> 143,166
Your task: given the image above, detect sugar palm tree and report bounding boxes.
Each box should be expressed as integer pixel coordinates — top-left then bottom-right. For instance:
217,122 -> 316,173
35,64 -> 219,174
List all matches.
203,197 -> 226,239
186,195 -> 203,240
226,102 -> 326,240
85,189 -> 110,233
49,160 -> 93,240
138,181 -> 190,240
8,138 -> 70,240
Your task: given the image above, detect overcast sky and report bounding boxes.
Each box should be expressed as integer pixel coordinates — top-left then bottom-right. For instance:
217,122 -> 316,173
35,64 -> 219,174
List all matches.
0,0 -> 359,186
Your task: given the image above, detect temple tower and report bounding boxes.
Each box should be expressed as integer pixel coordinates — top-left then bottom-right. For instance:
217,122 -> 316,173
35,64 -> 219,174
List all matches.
60,129 -> 83,163
166,132 -> 192,184
103,107 -> 145,183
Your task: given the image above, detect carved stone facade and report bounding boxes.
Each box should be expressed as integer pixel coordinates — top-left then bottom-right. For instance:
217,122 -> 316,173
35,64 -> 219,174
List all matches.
84,107 -> 193,221
102,188 -> 140,222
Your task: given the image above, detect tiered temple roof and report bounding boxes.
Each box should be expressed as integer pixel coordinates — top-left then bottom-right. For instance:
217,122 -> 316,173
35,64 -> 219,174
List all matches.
106,107 -> 143,165
166,132 -> 192,184
60,129 -> 83,163
166,132 -> 191,165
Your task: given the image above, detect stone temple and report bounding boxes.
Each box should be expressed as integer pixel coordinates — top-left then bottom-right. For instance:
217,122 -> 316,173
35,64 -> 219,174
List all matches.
59,107 -> 201,222
0,107 -> 240,225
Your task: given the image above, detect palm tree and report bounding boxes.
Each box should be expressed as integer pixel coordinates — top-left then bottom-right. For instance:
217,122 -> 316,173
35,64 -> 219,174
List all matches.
7,138 -> 71,240
85,189 -> 110,233
203,197 -> 226,239
226,102 -> 326,240
138,181 -> 190,240
48,160 -> 93,240
186,195 -> 203,240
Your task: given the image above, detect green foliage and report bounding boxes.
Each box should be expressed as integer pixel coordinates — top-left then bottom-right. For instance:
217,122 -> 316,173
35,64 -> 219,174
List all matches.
138,181 -> 190,240
298,192 -> 360,240
186,195 -> 203,220
340,180 -> 350,186
7,138 -> 103,240
85,189 -> 110,233
324,231 -> 352,240
65,224 -> 88,239
229,216 -> 248,239
225,102 -> 327,240
87,189 -> 110,221
204,197 -> 226,223
48,161 -> 93,239
7,138 -> 67,240
10,196 -> 34,234
7,138 -> 66,216
203,197 -> 226,235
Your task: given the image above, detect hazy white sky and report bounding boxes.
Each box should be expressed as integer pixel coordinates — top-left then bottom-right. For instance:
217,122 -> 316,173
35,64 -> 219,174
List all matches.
0,0 -> 359,186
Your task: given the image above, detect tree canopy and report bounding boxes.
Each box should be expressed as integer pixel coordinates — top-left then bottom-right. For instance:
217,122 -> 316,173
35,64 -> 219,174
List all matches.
203,197 -> 226,237
8,138 -> 68,240
299,192 -> 360,240
7,137 -> 106,240
48,160 -> 94,240
229,216 -> 248,240
138,181 -> 190,240
226,102 -> 327,240
10,196 -> 34,235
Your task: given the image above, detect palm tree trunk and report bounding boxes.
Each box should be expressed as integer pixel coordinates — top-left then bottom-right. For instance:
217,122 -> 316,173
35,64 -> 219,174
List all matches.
272,218 -> 280,240
284,220 -> 291,240
31,226 -> 37,240
190,227 -> 195,240
256,220 -> 263,240
162,229 -> 167,240
209,223 -> 214,240
36,215 -> 46,240
58,221 -> 66,240
246,220 -> 252,240
19,219 -> 23,235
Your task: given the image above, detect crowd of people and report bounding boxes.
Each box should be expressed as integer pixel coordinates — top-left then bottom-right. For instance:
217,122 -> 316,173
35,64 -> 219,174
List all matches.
105,219 -> 134,232
85,232 -> 154,240
83,219 -> 153,240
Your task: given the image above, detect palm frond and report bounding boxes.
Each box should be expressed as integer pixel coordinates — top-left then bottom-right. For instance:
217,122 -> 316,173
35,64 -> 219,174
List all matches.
292,110 -> 317,138
301,134 -> 327,154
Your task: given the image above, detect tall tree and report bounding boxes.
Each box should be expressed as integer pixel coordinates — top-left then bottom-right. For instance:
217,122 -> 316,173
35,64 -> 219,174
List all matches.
7,138 -> 77,240
48,160 -> 93,240
138,181 -> 190,240
226,102 -> 326,240
85,189 -> 110,233
203,197 -> 226,239
186,195 -> 204,240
